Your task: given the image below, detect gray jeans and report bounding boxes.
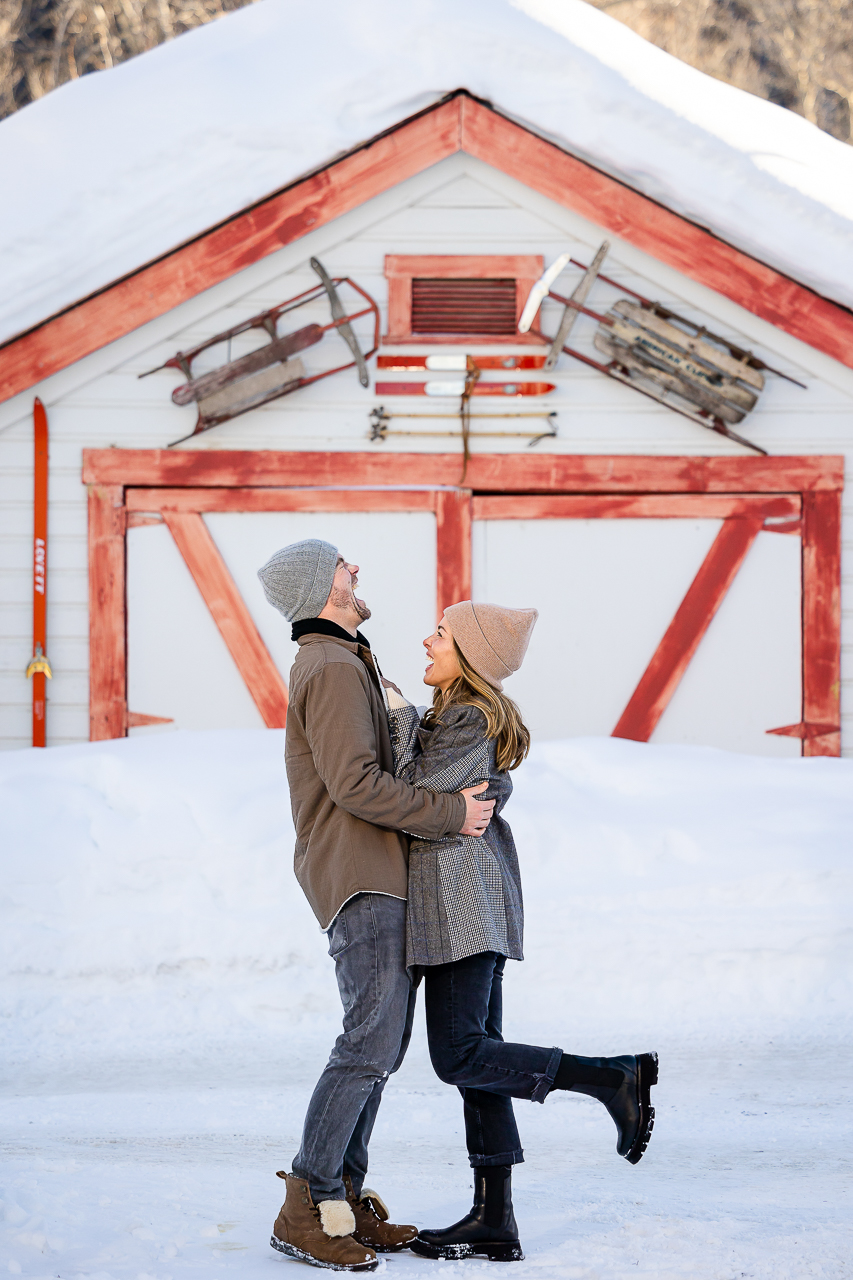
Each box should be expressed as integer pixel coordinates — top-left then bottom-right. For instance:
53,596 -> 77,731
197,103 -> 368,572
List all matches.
292,893 -> 416,1202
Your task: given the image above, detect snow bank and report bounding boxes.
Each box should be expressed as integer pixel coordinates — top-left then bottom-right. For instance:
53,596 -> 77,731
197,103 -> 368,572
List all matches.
1,0 -> 852,348
2,729 -> 851,1066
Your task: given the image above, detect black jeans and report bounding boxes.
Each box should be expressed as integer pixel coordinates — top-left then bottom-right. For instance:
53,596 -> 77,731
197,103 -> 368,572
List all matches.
423,951 -> 562,1168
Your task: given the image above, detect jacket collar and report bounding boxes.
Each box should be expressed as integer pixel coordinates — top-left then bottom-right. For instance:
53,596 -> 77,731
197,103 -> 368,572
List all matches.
292,617 -> 370,647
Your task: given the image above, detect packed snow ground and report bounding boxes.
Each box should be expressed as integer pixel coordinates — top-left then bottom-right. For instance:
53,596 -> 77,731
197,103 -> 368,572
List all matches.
2,0 -> 853,347
2,730 -> 852,1279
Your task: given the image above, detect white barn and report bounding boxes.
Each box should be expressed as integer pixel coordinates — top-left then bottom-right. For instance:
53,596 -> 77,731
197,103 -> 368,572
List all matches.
1,0 -> 851,757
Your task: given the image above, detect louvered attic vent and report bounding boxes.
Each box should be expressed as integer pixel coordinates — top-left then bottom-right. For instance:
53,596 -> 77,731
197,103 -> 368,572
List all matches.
411,278 -> 518,335
384,256 -> 544,344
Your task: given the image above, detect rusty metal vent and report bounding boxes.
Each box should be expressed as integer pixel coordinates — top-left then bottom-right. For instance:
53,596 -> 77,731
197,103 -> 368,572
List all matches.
411,278 -> 517,334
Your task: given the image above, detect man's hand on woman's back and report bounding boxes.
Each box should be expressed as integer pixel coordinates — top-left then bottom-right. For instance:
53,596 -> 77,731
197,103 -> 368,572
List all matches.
460,782 -> 495,836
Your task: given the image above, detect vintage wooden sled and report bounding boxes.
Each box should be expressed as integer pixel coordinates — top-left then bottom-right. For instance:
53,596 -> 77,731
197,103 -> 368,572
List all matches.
519,243 -> 805,454
140,258 -> 380,446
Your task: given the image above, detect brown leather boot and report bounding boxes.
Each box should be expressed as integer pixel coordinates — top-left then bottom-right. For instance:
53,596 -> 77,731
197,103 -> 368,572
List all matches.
343,1174 -> 417,1252
271,1172 -> 378,1271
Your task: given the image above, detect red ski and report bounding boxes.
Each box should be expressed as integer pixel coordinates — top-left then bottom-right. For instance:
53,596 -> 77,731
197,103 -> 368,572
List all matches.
375,380 -> 555,397
26,397 -> 51,747
377,354 -> 547,371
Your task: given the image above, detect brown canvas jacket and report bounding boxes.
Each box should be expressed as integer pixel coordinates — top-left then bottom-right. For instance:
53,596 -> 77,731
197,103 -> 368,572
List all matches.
286,632 -> 467,929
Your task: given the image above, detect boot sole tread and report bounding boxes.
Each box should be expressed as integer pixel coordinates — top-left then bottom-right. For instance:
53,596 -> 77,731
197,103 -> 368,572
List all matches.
411,1238 -> 524,1262
355,1239 -> 416,1253
271,1234 -> 378,1271
624,1051 -> 658,1165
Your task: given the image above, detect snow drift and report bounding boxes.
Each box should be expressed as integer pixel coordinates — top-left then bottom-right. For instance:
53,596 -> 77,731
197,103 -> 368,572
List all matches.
1,0 -> 853,348
2,729 -> 851,1067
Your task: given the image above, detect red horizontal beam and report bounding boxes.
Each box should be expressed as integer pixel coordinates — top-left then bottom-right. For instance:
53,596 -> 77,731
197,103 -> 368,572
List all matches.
83,449 -> 843,493
473,494 -> 801,520
385,254 -> 543,279
126,486 -> 439,513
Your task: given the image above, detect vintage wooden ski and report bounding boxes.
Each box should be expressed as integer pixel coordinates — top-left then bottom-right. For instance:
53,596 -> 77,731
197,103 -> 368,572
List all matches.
26,397 -> 51,747
377,355 -> 547,371
375,381 -> 555,397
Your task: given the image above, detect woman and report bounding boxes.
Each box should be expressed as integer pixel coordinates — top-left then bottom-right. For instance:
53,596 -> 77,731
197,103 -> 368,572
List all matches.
384,601 -> 658,1263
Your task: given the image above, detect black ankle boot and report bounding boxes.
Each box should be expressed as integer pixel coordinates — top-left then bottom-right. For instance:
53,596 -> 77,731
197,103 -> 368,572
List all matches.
553,1052 -> 659,1164
410,1166 -> 524,1262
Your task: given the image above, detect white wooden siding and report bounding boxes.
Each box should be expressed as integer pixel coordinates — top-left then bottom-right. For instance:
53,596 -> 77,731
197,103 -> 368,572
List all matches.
1,153 -> 851,751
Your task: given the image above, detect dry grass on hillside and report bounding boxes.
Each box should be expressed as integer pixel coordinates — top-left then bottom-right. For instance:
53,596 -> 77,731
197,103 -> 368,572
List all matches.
0,0 -> 257,119
588,0 -> 853,141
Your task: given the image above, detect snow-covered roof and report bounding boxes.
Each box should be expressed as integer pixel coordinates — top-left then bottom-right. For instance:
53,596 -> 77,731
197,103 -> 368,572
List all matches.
2,0 -> 853,349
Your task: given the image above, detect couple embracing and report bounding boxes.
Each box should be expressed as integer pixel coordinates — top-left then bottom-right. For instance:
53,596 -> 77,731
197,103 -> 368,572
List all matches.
257,539 -> 657,1271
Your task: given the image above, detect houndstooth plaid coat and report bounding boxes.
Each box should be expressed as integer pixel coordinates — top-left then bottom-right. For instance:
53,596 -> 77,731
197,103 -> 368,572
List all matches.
388,702 -> 524,970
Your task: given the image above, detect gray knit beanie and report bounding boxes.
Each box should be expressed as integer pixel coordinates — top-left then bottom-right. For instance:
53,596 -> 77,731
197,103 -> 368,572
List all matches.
257,539 -> 339,622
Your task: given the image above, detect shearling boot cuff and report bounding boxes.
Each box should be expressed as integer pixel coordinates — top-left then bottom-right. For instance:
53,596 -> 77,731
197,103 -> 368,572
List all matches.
318,1199 -> 357,1238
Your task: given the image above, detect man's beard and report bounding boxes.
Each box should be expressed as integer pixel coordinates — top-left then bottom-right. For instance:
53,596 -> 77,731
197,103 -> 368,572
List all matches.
329,585 -> 371,622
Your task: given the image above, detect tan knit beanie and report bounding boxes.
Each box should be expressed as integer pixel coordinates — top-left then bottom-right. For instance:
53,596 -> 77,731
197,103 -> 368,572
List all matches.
444,601 -> 538,690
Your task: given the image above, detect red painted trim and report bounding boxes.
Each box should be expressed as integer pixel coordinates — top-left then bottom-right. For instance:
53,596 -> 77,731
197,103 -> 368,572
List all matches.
458,96 -> 853,370
767,720 -> 840,739
83,450 -> 844,493
126,487 -> 438,513
88,484 -> 127,741
435,489 -> 472,616
127,711 -> 174,727
384,254 -> 543,344
385,254 -> 543,279
473,494 -> 800,520
612,517 -> 764,743
7,97 -> 853,405
801,490 -> 842,757
162,511 -> 289,728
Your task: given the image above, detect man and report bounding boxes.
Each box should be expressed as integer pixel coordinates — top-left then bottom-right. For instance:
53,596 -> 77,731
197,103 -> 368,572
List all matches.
258,539 -> 495,1273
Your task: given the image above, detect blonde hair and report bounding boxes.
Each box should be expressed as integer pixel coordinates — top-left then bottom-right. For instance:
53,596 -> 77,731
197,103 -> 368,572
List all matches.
424,642 -> 531,772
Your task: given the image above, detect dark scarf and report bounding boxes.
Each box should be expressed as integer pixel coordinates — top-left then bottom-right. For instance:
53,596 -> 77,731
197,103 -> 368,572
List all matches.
291,617 -> 370,647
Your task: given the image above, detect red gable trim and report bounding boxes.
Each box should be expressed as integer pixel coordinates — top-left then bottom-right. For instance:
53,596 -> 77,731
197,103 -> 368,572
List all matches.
2,93 -> 852,405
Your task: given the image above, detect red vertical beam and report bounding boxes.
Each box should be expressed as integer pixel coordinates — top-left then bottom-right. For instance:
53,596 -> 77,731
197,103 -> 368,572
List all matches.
162,510 -> 289,727
801,490 -> 842,757
88,484 -> 127,740
29,398 -> 49,745
613,517 -> 764,742
435,489 -> 472,617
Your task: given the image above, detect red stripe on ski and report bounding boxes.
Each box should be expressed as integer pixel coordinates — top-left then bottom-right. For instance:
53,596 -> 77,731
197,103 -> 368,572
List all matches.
374,381 -> 555,396
376,355 -> 548,370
